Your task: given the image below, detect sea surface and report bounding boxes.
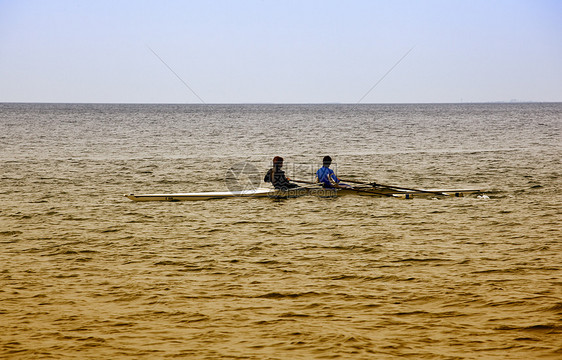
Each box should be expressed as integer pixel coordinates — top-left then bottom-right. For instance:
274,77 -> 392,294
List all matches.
1,103 -> 561,359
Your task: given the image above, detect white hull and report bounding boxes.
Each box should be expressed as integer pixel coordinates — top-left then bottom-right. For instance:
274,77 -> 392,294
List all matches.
125,187 -> 308,202
125,186 -> 481,202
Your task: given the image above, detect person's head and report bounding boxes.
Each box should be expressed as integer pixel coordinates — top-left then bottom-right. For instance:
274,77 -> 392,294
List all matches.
323,155 -> 332,167
273,156 -> 284,168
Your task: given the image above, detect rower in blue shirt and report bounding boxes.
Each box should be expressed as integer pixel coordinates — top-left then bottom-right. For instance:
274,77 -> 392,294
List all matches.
316,156 -> 346,188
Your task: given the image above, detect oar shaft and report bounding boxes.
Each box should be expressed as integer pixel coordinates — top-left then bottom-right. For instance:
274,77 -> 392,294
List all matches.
339,178 -> 375,185
292,179 -> 394,197
377,182 -> 447,196
339,178 -> 448,196
291,179 -> 317,185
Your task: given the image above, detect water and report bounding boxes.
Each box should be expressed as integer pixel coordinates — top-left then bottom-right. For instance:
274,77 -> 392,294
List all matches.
1,103 -> 561,359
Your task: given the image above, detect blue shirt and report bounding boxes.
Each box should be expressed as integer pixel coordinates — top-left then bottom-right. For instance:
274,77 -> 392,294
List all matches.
316,166 -> 339,187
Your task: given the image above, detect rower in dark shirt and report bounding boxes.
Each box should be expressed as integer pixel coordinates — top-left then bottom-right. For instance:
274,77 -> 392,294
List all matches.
264,156 -> 299,190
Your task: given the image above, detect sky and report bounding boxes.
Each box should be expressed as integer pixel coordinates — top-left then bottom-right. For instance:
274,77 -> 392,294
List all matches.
0,0 -> 561,104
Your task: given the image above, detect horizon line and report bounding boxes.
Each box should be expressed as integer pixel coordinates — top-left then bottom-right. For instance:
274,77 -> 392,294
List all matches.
0,100 -> 557,105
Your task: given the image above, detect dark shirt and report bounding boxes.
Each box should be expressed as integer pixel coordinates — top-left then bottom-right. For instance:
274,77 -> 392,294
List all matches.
264,168 -> 298,189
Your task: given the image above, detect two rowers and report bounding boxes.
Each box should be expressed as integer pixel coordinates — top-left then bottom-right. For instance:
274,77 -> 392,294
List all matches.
264,155 -> 347,189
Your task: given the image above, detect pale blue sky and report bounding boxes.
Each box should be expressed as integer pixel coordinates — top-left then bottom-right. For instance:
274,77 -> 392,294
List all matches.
1,0 -> 560,103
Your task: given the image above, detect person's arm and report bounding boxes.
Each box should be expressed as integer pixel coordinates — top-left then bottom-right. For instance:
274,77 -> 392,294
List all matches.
271,169 -> 279,187
330,169 -> 340,184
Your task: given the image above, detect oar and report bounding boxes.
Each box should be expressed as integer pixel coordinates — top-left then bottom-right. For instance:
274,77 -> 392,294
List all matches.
291,179 -> 395,197
339,178 -> 450,196
289,179 -> 317,185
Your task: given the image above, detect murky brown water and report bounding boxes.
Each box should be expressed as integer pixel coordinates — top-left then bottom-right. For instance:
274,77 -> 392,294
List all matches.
1,103 -> 561,359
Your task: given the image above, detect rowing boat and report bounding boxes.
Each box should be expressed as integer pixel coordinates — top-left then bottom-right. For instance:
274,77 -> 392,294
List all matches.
125,185 -> 480,202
